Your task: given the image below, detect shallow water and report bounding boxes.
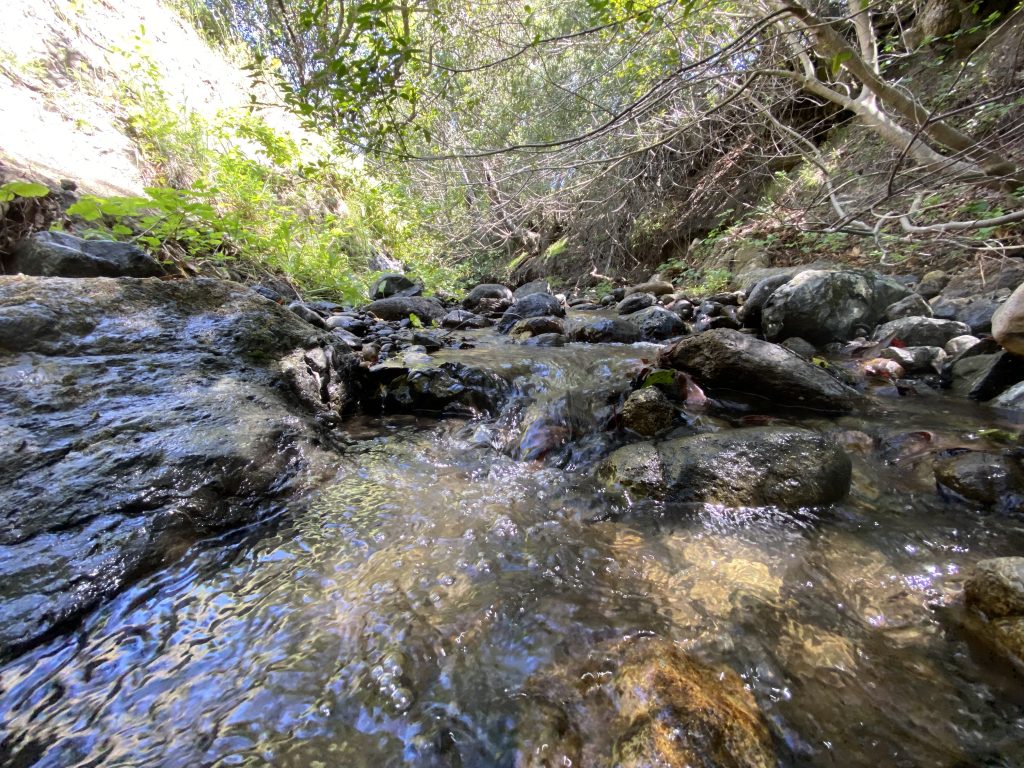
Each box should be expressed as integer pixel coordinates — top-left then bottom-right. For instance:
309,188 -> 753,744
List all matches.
2,334 -> 1024,767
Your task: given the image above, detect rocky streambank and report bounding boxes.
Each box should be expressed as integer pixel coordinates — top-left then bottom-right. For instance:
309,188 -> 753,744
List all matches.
3,231 -> 1024,767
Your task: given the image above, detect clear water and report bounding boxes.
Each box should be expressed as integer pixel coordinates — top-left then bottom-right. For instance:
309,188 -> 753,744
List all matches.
2,337 -> 1024,767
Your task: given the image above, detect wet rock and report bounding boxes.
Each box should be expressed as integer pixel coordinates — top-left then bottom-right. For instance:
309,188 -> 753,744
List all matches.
600,427 -> 852,507
463,283 -> 514,311
883,293 -> 932,321
624,279 -> 674,297
874,316 -> 971,347
965,558 -> 1024,619
441,309 -> 491,330
325,314 -> 369,335
498,292 -> 565,333
513,279 -> 551,299
365,296 -> 445,324
621,387 -> 675,436
993,282 -> 1024,356
738,273 -> 791,329
10,231 -> 165,278
659,328 -> 857,413
762,269 -> 910,345
370,273 -> 422,300
510,316 -> 565,338
625,305 -> 686,341
781,337 -> 816,360
950,351 -> 1024,400
563,316 -> 641,344
879,345 -> 946,374
916,269 -> 949,299
521,333 -> 565,347
616,292 -> 656,315
0,276 -> 360,659
472,296 -> 512,316
381,361 -> 509,416
958,298 -> 1000,335
516,638 -> 776,768
672,299 -> 694,321
934,451 -> 1024,510
287,301 -> 327,328
945,334 -> 980,357
991,381 -> 1024,410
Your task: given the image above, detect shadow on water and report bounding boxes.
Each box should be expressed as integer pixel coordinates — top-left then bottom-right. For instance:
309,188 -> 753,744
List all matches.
2,336 -> 1024,767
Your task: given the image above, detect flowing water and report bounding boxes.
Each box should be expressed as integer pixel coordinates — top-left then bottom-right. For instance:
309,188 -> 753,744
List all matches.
2,331 -> 1024,767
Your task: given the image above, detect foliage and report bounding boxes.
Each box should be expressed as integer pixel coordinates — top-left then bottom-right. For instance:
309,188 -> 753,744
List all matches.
64,42 -> 459,300
0,182 -> 50,203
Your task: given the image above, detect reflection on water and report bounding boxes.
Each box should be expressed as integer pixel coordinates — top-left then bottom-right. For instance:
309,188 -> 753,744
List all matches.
2,339 -> 1024,767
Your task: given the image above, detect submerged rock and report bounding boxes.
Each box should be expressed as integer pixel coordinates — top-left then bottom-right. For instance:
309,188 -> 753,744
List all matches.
11,231 -> 165,278
965,558 -> 1024,619
933,451 -> 1024,511
600,427 -> 852,508
762,269 -> 910,345
510,315 -> 565,338
621,387 -> 675,436
659,328 -> 857,413
0,276 -> 360,659
516,637 -> 776,768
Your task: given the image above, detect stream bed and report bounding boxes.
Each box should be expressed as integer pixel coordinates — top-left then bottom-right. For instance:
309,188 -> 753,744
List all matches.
2,335 -> 1024,767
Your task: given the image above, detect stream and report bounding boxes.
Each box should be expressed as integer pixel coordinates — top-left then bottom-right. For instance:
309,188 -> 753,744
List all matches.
2,329 -> 1024,767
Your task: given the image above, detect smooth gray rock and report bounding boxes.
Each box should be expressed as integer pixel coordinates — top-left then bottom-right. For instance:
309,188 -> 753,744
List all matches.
658,328 -> 857,413
365,296 -> 445,324
879,345 -> 946,374
934,451 -> 1024,511
958,298 -> 1000,335
739,273 -> 791,328
498,292 -> 565,333
11,231 -> 165,278
513,279 -> 551,299
991,380 -> 1024,410
441,309 -> 491,329
0,276 -> 360,659
624,305 -> 686,341
563,316 -> 641,344
510,316 -> 565,338
616,292 -> 656,315
762,269 -> 910,345
950,351 -> 1024,400
463,283 -> 514,310
945,334 -> 980,357
599,427 -> 852,507
624,280 -> 674,297
874,316 -> 971,347
993,282 -> 1024,356
883,293 -> 932,321
288,301 -> 327,328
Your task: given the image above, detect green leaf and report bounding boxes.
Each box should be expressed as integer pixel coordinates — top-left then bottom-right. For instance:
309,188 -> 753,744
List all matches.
409,313 -> 423,328
642,369 -> 676,388
0,181 -> 50,202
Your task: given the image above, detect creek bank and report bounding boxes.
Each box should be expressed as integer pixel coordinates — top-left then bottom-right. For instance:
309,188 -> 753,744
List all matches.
0,274 -> 360,659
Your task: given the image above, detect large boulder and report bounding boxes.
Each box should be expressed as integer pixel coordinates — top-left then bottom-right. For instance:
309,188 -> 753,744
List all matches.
10,231 -> 165,278
873,316 -> 971,347
762,269 -> 911,345
0,276 -> 360,659
624,305 -> 686,341
516,638 -> 776,768
364,296 -> 445,324
513,279 -> 551,299
599,427 -> 852,507
563,316 -> 641,344
658,328 -> 857,413
369,273 -> 422,300
497,292 -> 565,333
463,283 -> 514,311
993,282 -> 1024,356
